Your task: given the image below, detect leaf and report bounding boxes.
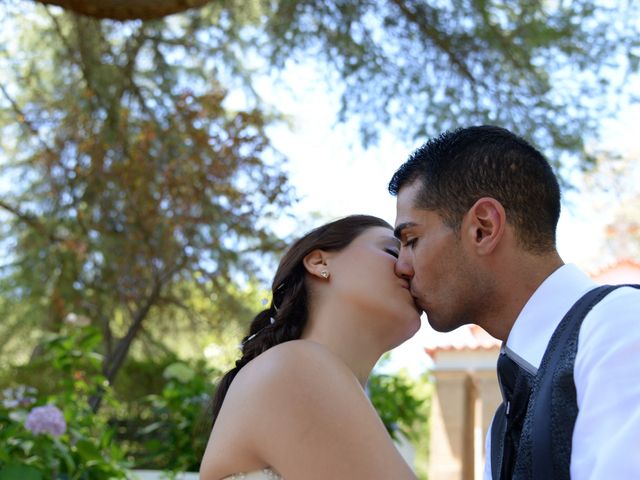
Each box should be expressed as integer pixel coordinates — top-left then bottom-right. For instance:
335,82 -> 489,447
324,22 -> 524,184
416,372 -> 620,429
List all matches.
78,328 -> 102,351
0,464 -> 43,480
139,421 -> 164,435
74,439 -> 103,462
52,437 -> 76,473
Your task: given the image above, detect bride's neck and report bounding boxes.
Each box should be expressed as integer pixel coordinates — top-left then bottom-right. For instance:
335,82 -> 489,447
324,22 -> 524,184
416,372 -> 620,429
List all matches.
301,309 -> 386,388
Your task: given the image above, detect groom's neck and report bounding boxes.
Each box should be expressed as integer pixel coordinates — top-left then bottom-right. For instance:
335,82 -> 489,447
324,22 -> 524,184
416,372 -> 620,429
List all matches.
482,250 -> 564,341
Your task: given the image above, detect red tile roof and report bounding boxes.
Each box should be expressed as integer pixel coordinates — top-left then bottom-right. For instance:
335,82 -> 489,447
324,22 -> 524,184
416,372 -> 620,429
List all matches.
590,258 -> 640,281
424,324 -> 501,358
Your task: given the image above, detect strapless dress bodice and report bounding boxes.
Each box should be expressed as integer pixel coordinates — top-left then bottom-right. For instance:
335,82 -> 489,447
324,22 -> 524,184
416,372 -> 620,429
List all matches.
222,468 -> 282,479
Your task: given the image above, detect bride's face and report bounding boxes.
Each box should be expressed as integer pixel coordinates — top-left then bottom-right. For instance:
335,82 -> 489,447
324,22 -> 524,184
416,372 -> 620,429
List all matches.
327,226 -> 422,346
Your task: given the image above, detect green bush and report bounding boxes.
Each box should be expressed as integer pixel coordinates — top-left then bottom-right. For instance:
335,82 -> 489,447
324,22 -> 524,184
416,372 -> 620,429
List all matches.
369,369 -> 432,479
1,324 -> 431,477
0,326 -> 128,479
113,360 -> 219,473
369,370 -> 430,443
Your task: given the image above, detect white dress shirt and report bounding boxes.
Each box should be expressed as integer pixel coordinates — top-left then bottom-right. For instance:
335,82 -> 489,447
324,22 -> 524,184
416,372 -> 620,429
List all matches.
483,264 -> 640,479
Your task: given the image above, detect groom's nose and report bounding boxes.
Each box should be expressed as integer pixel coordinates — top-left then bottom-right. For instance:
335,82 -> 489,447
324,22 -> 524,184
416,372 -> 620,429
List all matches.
394,250 -> 414,279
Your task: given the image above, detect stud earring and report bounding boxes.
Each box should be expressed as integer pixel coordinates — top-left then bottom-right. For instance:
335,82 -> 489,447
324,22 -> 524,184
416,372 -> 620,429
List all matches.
320,270 -> 329,279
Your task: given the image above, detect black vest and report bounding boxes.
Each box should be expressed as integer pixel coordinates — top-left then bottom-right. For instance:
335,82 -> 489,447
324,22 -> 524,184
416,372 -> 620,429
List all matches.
491,284 -> 640,479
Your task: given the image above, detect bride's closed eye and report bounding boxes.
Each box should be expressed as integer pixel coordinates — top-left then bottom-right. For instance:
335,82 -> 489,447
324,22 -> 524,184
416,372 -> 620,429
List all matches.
384,248 -> 399,258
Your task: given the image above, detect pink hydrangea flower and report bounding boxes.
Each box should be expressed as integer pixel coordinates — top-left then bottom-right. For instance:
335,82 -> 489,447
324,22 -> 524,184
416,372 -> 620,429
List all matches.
24,404 -> 67,437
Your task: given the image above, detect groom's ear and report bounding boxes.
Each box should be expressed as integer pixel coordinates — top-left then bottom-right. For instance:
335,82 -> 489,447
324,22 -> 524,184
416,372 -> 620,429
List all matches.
462,197 -> 506,255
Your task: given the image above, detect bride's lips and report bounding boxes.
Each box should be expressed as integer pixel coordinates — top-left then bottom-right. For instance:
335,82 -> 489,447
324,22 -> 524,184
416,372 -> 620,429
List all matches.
400,283 -> 421,312
409,288 -> 424,313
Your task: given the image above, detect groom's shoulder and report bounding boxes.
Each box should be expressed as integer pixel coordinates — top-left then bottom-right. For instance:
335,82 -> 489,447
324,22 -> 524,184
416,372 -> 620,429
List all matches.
575,284 -> 640,369
592,285 -> 640,319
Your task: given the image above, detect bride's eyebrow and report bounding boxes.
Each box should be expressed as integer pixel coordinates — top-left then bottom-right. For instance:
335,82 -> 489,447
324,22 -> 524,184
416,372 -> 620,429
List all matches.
378,237 -> 400,249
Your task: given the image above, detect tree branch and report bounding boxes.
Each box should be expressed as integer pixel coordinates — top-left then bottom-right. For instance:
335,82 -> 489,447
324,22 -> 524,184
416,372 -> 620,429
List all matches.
91,256 -> 187,411
0,83 -> 58,158
90,279 -> 163,412
389,0 -> 476,83
0,198 -> 63,244
34,0 -> 212,21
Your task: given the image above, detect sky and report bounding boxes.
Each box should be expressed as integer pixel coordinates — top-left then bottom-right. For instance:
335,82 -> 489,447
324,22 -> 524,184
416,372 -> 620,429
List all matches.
257,63 -> 640,376
260,63 -> 632,268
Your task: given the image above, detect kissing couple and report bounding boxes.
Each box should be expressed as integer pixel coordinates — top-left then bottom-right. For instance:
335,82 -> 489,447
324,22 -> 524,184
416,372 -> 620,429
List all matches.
200,126 -> 640,480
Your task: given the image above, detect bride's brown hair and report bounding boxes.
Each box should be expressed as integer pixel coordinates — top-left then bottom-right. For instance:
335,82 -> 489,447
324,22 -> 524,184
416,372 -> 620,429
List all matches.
209,214 -> 392,427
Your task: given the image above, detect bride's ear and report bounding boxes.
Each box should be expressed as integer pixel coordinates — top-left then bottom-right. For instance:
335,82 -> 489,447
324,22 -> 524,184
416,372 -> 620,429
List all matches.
303,250 -> 330,279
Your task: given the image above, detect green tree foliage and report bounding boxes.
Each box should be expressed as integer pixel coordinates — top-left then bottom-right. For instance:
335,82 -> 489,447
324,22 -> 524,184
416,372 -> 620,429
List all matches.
262,0 -> 639,162
30,0 -> 640,164
0,2 -> 292,408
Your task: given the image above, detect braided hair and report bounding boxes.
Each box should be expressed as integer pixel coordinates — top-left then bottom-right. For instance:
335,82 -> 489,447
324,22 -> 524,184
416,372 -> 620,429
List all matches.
209,214 -> 392,428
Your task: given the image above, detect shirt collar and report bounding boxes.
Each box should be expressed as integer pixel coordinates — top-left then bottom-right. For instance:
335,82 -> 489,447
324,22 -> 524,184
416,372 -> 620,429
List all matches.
505,264 -> 597,372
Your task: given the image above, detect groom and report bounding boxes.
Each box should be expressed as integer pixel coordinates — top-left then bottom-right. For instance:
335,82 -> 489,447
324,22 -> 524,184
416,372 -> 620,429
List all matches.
388,125 -> 640,479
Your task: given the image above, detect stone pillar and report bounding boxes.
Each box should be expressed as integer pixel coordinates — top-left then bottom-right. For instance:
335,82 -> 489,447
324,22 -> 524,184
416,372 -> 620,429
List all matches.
428,370 -> 466,480
463,374 -> 484,480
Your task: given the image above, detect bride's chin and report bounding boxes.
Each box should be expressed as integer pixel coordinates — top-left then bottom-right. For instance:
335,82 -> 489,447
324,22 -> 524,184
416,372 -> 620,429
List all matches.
407,314 -> 422,337
402,310 -> 422,336
389,313 -> 422,347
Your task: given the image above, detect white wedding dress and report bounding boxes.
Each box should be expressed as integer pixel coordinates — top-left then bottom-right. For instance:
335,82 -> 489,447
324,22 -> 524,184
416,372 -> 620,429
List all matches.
222,468 -> 282,479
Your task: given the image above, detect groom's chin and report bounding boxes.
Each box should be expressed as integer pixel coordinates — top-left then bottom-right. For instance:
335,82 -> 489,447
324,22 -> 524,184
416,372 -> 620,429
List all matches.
426,314 -> 463,333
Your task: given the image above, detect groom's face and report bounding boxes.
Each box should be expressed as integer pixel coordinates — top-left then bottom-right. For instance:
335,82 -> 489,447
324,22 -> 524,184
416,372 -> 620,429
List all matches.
394,181 -> 477,332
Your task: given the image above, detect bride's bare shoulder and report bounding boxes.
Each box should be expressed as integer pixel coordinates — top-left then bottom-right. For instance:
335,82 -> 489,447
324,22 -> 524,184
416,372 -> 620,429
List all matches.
228,340 -> 361,407
232,339 -> 355,395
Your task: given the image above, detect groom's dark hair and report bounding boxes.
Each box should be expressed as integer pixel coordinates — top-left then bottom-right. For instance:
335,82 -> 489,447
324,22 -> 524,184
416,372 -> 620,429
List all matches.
388,125 -> 561,254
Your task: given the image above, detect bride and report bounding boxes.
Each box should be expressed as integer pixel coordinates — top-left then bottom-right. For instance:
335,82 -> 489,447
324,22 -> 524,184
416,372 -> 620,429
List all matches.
199,215 -> 422,479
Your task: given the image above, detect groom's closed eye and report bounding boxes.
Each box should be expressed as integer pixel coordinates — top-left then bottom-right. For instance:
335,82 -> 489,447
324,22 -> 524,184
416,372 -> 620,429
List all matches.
402,238 -> 417,249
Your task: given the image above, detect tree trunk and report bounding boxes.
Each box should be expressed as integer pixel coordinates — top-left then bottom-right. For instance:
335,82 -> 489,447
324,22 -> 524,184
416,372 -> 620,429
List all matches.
34,0 -> 212,20
89,281 -> 162,412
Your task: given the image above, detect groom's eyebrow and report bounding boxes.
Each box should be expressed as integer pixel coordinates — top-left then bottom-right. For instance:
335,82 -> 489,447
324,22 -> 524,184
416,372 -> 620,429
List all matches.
393,222 -> 417,240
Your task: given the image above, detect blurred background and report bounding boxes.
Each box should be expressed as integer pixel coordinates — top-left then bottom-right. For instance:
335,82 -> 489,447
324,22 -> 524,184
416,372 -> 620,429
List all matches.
0,1 -> 638,478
